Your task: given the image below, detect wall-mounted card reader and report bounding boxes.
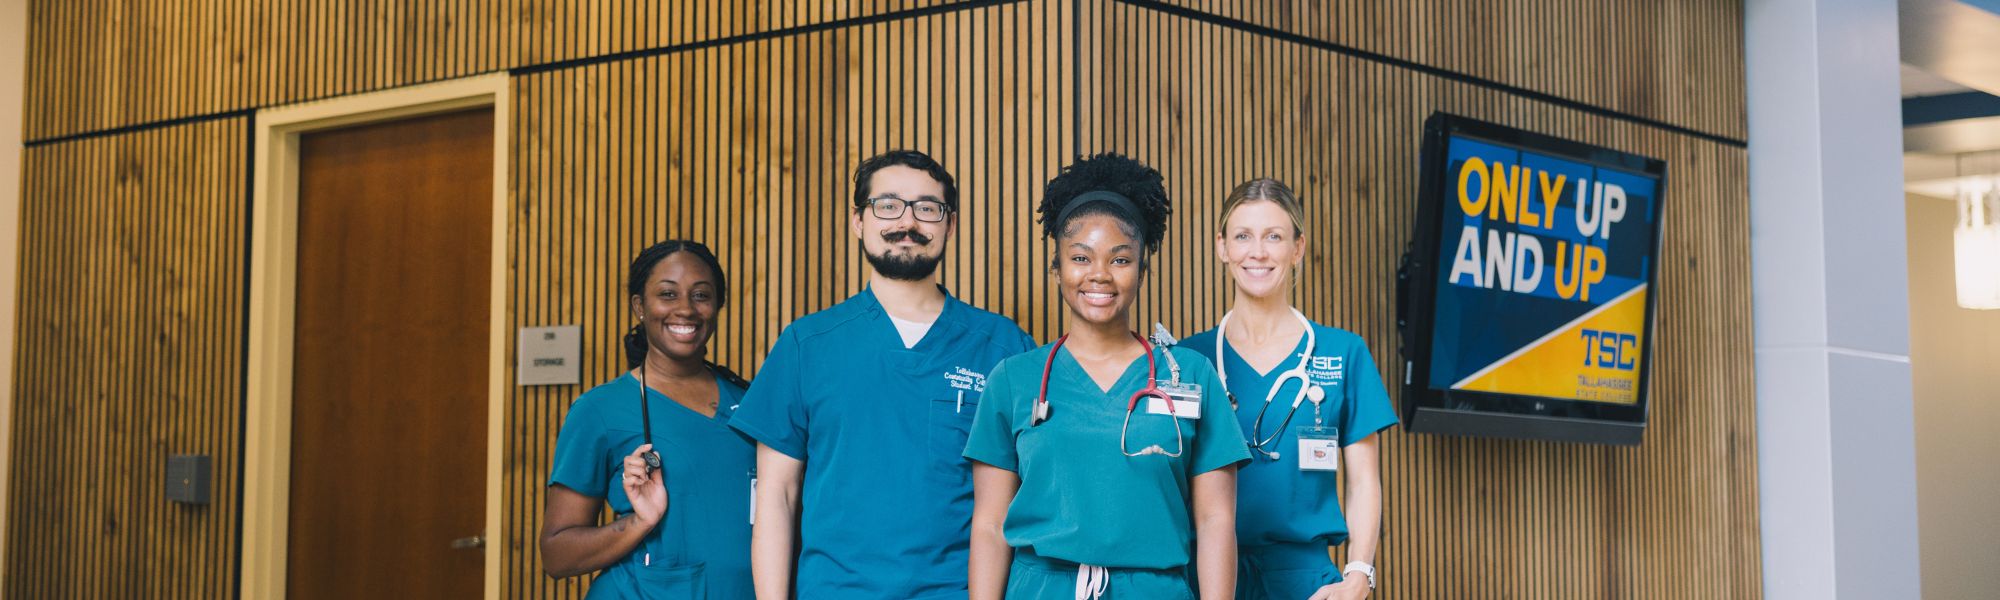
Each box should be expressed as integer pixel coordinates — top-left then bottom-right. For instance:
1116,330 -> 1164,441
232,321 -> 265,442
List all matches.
166,454 -> 211,505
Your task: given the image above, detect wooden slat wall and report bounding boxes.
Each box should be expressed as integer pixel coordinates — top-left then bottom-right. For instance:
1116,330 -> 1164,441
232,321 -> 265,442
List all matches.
1084,0 -> 1758,597
507,2 -> 1072,596
6,118 -> 246,599
1146,0 -> 1749,141
22,0 -> 978,141
11,0 -> 1758,597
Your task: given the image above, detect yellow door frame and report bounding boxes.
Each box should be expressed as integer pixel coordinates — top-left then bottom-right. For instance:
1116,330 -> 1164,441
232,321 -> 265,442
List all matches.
243,73 -> 511,600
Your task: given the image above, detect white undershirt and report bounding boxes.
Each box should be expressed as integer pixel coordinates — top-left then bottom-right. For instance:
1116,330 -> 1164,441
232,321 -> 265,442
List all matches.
887,314 -> 935,348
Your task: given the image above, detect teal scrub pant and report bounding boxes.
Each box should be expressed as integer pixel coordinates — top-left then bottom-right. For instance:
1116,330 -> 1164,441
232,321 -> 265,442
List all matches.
1006,548 -> 1193,600
1235,542 -> 1345,600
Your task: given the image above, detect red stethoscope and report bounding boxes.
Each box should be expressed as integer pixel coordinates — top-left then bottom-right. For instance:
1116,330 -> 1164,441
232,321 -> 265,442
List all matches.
1031,331 -> 1185,458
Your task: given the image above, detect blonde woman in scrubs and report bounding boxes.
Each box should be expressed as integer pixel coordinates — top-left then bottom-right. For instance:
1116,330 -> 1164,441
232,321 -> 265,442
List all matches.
1181,178 -> 1398,600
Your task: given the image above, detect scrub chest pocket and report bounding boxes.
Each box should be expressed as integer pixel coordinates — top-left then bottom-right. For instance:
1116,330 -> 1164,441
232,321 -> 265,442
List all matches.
929,397 -> 978,480
616,560 -> 705,600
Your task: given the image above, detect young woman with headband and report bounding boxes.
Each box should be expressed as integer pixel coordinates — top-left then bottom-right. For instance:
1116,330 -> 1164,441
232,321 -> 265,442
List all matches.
964,154 -> 1250,600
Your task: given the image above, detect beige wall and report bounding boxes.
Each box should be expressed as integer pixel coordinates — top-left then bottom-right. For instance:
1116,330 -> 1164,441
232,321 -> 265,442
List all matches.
0,0 -> 30,573
1906,193 -> 2000,600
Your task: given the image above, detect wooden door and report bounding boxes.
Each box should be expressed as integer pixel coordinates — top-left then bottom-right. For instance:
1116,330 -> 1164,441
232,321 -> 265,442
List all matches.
288,108 -> 493,599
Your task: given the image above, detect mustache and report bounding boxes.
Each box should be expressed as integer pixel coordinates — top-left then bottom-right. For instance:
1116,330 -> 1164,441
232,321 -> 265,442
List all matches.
881,230 -> 934,245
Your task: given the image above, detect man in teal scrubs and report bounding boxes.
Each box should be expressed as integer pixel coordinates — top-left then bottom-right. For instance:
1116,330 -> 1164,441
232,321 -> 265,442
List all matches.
729,150 -> 1034,599
1182,322 -> 1399,599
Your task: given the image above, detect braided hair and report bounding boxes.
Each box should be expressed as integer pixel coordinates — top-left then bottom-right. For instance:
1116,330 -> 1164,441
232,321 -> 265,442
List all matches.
623,240 -> 750,388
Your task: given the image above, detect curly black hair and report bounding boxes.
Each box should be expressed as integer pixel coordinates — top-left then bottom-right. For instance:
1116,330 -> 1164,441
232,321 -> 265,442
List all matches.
1036,153 -> 1172,268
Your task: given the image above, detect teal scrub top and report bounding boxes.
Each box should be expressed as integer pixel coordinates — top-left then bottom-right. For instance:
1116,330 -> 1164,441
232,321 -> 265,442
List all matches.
962,342 -> 1252,570
1181,321 -> 1399,548
547,371 -> 754,600
728,288 -> 1034,600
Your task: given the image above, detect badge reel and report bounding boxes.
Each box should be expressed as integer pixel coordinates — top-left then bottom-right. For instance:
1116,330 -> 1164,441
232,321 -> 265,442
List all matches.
1297,389 -> 1339,472
1146,324 -> 1201,419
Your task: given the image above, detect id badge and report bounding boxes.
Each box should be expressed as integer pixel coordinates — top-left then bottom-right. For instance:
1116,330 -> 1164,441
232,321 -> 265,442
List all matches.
1297,425 -> 1339,471
1146,381 -> 1202,419
748,474 -> 758,525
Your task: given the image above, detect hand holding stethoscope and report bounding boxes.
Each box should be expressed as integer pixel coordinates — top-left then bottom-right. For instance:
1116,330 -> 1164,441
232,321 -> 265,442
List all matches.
624,318 -> 670,530
619,443 -> 669,522
1031,330 -> 1186,458
1216,307 -> 1323,461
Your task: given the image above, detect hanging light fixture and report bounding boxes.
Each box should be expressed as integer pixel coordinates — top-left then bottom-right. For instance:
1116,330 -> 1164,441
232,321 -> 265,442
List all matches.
1956,155 -> 2000,310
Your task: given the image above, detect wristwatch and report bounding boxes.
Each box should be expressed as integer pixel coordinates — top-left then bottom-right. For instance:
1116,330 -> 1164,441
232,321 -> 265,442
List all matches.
1342,561 -> 1376,589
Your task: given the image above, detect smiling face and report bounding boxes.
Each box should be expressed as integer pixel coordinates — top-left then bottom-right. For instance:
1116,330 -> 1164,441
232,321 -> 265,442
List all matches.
1216,199 -> 1307,301
851,164 -> 957,281
1055,213 -> 1146,327
629,251 -> 721,363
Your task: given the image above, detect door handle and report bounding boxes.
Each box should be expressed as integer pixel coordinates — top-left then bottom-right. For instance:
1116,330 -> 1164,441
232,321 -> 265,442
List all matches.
450,535 -> 485,550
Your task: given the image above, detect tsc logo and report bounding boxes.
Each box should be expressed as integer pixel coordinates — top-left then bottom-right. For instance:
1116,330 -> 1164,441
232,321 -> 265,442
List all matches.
1580,329 -> 1638,371
1307,356 -> 1345,386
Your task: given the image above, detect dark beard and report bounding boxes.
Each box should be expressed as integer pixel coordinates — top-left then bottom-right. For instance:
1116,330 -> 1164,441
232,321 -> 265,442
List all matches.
863,243 -> 944,281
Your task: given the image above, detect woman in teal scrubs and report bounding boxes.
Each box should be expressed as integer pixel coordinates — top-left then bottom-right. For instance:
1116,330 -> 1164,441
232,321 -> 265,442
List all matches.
541,240 -> 756,599
965,154 -> 1251,600
1181,179 -> 1398,600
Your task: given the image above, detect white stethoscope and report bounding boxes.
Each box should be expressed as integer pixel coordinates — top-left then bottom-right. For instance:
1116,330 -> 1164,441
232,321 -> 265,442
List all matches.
1031,331 -> 1185,458
1215,307 -> 1321,460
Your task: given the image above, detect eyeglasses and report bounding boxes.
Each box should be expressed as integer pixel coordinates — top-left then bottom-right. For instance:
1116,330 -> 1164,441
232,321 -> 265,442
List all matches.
864,197 -> 951,223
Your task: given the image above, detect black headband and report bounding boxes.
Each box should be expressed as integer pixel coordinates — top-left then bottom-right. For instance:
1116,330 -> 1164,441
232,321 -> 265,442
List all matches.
1055,190 -> 1144,241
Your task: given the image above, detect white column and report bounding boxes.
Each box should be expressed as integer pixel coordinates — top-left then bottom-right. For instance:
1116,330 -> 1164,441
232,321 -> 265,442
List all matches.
1746,0 -> 1921,598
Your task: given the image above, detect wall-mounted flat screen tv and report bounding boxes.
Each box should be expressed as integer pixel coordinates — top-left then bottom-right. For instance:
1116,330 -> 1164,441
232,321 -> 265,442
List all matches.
1397,113 -> 1666,445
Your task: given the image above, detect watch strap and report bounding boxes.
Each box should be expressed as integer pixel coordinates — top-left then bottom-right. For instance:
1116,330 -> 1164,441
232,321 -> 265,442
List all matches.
1341,561 -> 1377,589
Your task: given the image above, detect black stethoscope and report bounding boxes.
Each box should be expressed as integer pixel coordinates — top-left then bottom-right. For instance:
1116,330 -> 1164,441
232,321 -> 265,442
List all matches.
635,354 -> 663,473
1031,331 -> 1185,458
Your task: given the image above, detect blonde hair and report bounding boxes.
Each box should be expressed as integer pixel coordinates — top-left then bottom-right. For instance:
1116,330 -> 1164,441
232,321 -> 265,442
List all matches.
1219,177 -> 1304,236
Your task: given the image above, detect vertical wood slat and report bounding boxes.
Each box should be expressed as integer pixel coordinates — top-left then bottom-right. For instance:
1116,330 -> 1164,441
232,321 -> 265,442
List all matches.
1147,0 -> 1746,142
6,118 -> 246,599
20,0 -> 986,141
